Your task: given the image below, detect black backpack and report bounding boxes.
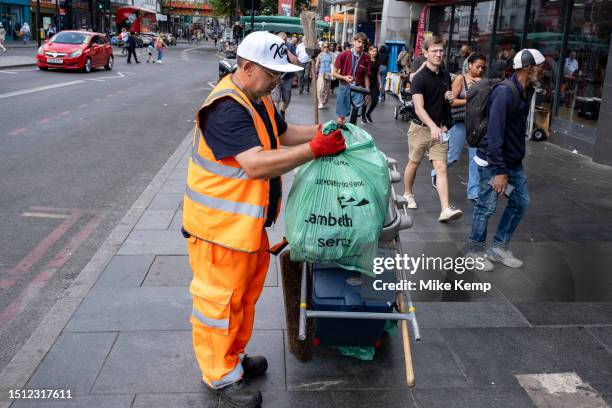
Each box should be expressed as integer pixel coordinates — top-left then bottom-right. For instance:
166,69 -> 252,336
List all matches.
465,79 -> 519,148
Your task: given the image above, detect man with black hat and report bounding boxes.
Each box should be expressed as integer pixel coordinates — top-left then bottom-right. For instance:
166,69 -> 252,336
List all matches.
466,49 -> 544,271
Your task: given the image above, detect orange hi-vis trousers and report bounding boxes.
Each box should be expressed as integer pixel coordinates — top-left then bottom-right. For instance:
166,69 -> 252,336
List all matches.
187,231 -> 270,389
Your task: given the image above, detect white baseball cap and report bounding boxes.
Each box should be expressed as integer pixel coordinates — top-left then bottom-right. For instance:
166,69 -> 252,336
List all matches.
237,31 -> 303,73
513,49 -> 545,69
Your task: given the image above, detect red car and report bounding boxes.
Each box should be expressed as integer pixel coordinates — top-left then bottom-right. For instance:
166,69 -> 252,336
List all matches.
37,30 -> 114,73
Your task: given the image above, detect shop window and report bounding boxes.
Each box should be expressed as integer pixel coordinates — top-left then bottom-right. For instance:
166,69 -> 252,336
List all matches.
558,0 -> 610,129
491,0 -> 526,79
471,1 -> 496,70
525,0 -> 564,113
438,5 -> 472,74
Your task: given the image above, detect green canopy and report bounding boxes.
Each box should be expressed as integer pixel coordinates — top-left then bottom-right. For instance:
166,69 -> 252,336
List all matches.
240,15 -> 329,34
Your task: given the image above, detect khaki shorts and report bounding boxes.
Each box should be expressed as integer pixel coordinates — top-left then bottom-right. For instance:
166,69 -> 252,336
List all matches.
407,122 -> 448,163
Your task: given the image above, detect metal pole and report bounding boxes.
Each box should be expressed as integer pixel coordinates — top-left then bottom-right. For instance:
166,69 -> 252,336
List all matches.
521,0 -> 532,49
352,2 -> 358,36
341,6 -> 347,44
36,0 -> 41,45
553,0 -> 573,117
250,0 -> 254,32
55,0 -> 59,32
446,4 -> 455,72
467,1 -> 475,47
488,0 -> 501,78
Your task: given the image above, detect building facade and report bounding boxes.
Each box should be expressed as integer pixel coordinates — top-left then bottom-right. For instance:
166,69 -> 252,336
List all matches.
0,0 -> 31,40
382,0 -> 611,165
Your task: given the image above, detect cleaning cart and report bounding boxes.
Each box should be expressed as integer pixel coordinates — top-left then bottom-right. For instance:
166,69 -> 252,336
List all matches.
279,156 -> 421,387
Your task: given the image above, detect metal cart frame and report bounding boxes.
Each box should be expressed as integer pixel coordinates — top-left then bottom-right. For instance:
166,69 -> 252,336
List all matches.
292,157 -> 421,387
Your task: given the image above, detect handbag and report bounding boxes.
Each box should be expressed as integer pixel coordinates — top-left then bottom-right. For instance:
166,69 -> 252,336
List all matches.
451,76 -> 469,122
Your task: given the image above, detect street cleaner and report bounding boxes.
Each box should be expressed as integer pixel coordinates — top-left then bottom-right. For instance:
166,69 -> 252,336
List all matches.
182,30 -> 346,408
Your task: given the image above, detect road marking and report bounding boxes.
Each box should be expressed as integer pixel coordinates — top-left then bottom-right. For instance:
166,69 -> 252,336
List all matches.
10,128 -> 28,136
58,110 -> 71,116
516,372 -> 609,408
77,103 -> 88,108
36,118 -> 51,124
22,212 -> 70,219
0,80 -> 85,99
87,71 -> 126,82
0,70 -> 18,74
0,209 -> 105,329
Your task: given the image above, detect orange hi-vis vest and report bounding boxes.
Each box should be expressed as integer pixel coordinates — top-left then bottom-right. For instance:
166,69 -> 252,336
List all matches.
183,75 -> 281,253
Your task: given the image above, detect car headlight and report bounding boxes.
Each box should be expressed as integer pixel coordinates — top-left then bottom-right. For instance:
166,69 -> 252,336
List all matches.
69,49 -> 83,58
37,46 -> 44,56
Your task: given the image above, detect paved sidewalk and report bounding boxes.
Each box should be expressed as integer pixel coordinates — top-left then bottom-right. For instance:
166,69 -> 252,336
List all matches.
0,56 -> 36,69
1,91 -> 611,408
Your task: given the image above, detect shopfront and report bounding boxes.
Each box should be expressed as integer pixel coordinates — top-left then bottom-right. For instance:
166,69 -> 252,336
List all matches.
421,0 -> 612,164
0,0 -> 30,41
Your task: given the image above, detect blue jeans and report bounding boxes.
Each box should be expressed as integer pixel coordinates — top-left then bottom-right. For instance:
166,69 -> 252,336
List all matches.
157,49 -> 163,60
467,147 -> 480,199
379,64 -> 388,99
468,165 -> 529,251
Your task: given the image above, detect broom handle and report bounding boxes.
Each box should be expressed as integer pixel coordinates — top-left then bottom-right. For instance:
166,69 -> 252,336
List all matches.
398,293 -> 416,387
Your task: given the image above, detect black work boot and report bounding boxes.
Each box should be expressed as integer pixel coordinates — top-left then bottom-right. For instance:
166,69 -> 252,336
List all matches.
242,355 -> 268,378
207,380 -> 262,408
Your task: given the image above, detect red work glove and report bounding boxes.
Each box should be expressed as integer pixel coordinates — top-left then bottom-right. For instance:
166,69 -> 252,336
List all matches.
309,124 -> 346,159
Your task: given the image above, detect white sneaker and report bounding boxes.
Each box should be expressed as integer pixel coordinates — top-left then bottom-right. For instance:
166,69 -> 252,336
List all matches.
404,193 -> 417,209
439,206 -> 463,222
488,247 -> 523,268
465,252 -> 494,272
318,104 -> 324,109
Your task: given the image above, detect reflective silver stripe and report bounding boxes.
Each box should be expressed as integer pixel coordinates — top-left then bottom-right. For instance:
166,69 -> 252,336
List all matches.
191,152 -> 249,180
212,362 -> 244,389
186,187 -> 265,219
191,307 -> 229,330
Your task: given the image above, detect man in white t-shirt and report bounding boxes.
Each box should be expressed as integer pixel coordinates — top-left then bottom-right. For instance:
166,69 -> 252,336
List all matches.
296,40 -> 312,94
564,51 -> 579,76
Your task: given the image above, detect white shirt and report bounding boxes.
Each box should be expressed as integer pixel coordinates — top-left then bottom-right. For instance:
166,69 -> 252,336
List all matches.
564,58 -> 578,76
296,43 -> 311,64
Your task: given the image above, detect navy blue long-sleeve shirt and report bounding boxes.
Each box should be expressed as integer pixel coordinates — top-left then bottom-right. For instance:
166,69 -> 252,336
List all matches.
476,74 -> 530,174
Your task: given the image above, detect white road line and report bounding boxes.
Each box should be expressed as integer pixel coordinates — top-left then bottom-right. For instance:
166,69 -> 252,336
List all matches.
87,71 -> 126,82
0,80 -> 85,99
22,212 -> 70,219
0,70 -> 18,74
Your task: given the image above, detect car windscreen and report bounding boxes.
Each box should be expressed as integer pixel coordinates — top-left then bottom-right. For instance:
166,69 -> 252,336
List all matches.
51,32 -> 89,44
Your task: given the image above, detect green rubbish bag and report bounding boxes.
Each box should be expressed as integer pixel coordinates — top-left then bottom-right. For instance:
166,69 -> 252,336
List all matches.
285,121 -> 390,276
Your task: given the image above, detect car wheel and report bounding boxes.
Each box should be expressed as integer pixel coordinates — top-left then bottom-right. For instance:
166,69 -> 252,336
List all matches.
105,55 -> 113,71
84,57 -> 92,73
39,66 -> 48,71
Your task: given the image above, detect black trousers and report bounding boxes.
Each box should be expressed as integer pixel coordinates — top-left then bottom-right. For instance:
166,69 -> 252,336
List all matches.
361,86 -> 380,118
127,48 -> 139,63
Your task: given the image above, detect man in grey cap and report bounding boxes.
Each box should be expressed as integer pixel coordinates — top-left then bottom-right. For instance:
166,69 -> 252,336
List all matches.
467,49 -> 544,271
183,30 -> 346,408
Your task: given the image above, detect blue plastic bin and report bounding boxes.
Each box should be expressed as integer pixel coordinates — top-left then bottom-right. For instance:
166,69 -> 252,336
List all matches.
385,40 -> 406,73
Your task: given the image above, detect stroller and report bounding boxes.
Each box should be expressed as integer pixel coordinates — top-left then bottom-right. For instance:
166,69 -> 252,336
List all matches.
393,88 -> 414,122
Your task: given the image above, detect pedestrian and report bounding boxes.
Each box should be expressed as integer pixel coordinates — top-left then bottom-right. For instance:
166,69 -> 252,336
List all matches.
430,53 -> 487,200
183,30 -> 345,408
21,22 -> 30,44
213,33 -> 218,48
125,31 -> 140,64
315,42 -> 332,109
296,38 -> 312,94
332,32 -> 371,125
402,35 -> 463,222
47,23 -> 56,39
466,49 -> 544,271
361,45 -> 380,123
0,23 -> 7,53
454,44 -> 472,74
146,40 -> 154,63
120,28 -> 129,56
270,32 -> 298,120
378,44 -> 388,101
155,33 -> 166,63
330,42 -> 340,94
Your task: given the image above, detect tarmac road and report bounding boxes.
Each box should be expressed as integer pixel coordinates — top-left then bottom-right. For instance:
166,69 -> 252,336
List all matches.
0,43 -> 220,372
